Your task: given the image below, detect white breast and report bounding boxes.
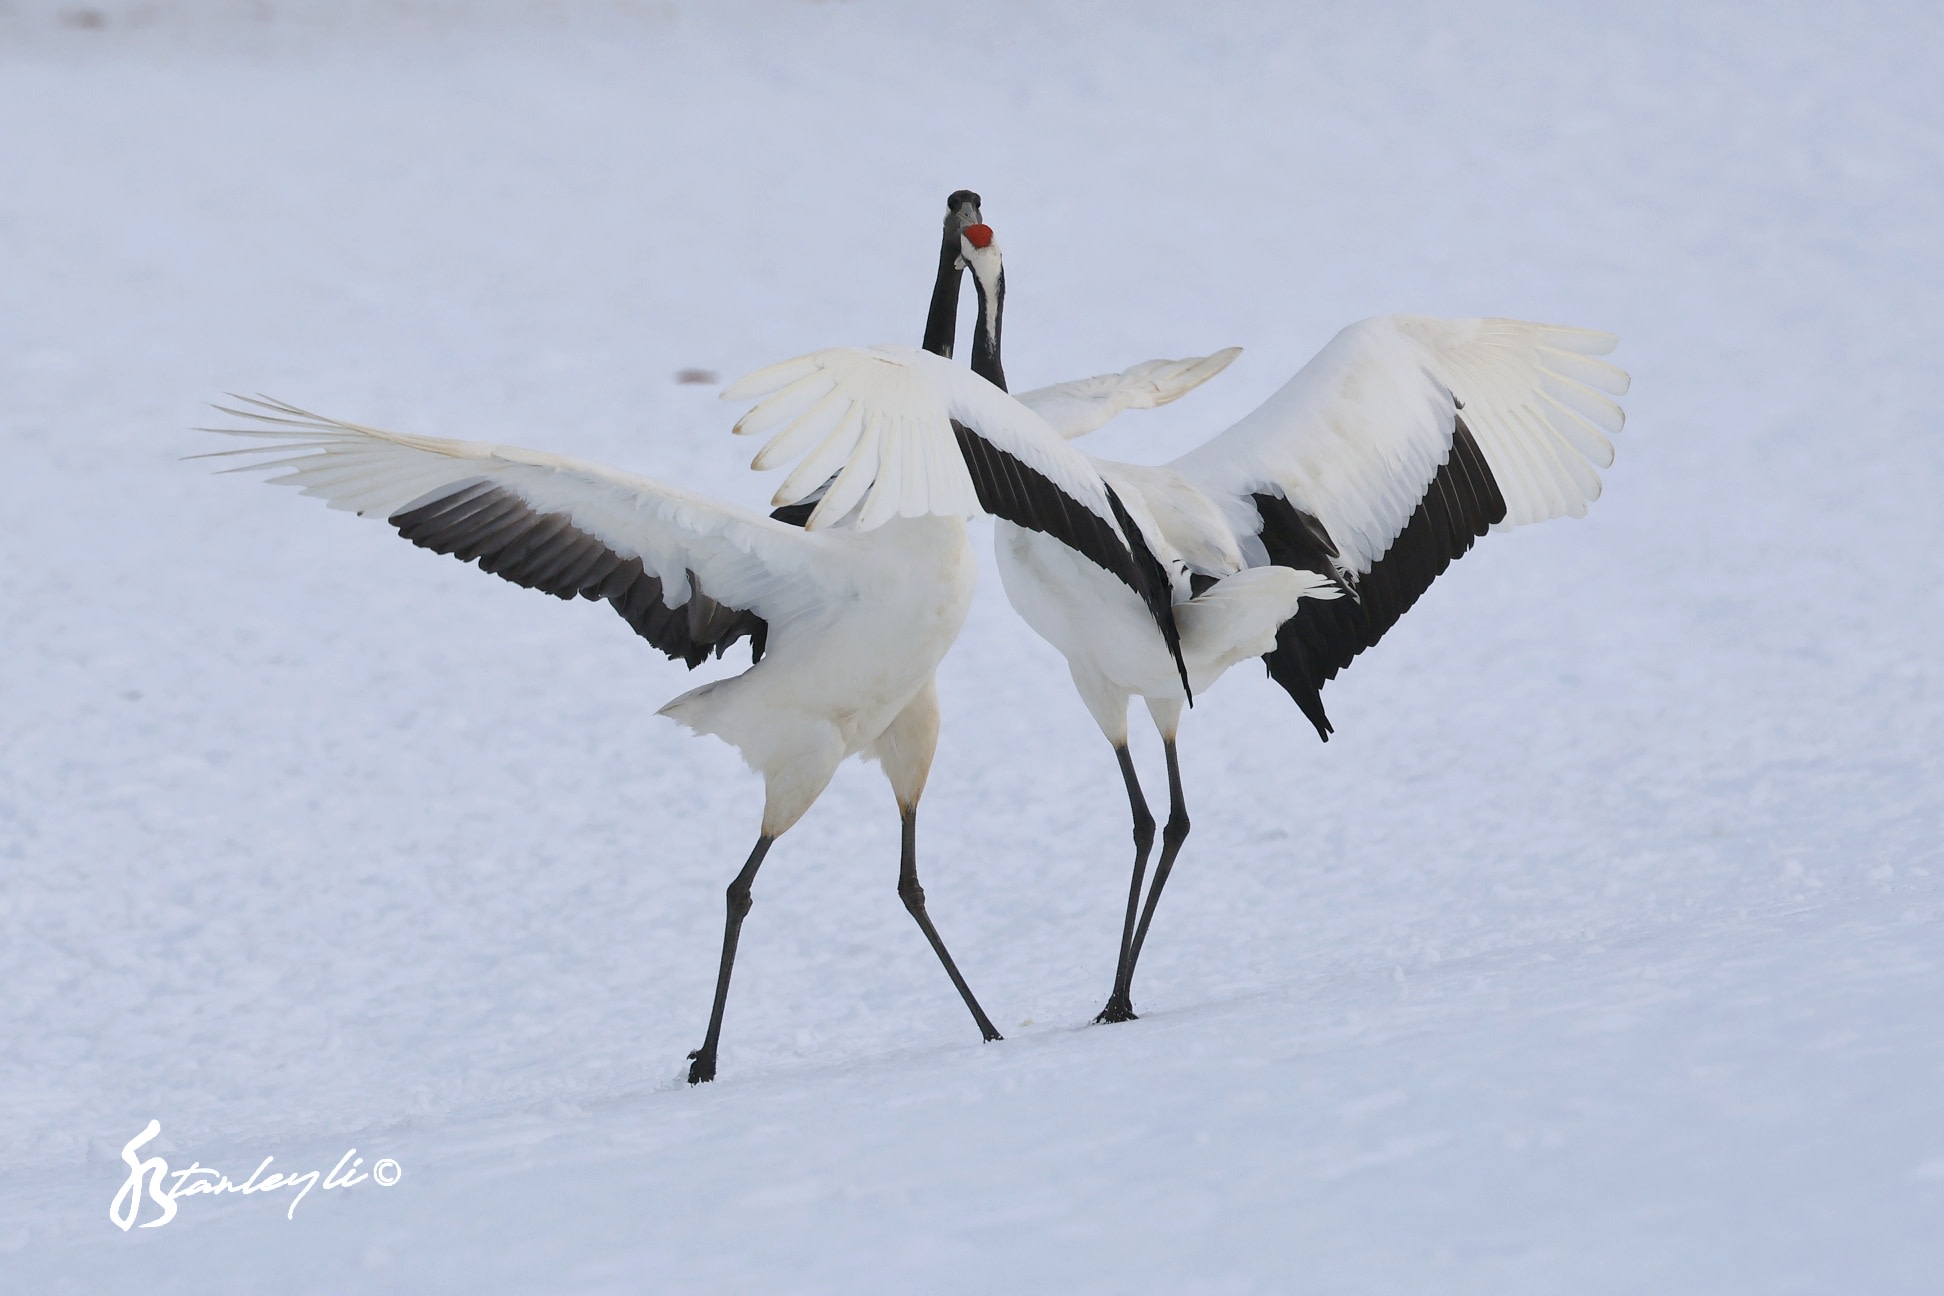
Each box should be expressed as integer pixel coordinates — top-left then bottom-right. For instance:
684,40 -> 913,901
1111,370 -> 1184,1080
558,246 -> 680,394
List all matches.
994,520 -> 1186,704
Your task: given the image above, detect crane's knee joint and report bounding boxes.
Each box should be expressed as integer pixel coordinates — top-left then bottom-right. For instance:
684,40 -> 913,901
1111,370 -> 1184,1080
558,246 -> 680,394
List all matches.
726,880 -> 754,919
1132,812 -> 1156,851
1162,812 -> 1191,850
898,876 -> 927,912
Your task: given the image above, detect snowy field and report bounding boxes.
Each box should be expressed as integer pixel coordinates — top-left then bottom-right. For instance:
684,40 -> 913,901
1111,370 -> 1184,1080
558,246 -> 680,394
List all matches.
3,0 -> 1942,1290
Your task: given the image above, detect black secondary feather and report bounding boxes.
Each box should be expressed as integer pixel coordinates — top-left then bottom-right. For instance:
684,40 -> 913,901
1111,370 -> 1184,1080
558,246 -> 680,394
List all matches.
390,481 -> 768,668
1261,416 -> 1506,740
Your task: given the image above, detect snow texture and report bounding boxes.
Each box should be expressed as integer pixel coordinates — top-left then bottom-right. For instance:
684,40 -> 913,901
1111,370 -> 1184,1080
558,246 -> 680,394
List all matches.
2,1 -> 1941,1290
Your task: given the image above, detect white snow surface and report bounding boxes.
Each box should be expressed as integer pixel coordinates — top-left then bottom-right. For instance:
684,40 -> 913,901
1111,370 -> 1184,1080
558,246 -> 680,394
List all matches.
3,2 -> 1942,1290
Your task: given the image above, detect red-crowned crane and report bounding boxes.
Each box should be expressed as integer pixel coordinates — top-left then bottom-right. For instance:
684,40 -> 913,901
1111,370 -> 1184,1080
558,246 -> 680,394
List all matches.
930,224 -> 1630,1024
202,202 -> 1184,1083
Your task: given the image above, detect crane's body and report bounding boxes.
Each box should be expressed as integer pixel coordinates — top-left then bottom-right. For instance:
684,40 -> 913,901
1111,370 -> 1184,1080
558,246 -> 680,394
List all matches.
948,227 -> 1629,1023
205,197 -> 1215,1084
996,520 -> 1327,743
203,186 -> 1630,1080
659,513 -> 974,836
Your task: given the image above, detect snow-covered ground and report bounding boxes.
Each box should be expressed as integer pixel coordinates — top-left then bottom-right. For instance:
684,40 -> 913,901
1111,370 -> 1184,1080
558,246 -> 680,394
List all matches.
3,1 -> 1940,1290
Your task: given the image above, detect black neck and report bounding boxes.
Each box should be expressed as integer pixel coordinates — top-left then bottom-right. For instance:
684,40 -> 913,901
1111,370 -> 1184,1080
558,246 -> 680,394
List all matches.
921,229 -> 965,358
970,266 -> 1007,392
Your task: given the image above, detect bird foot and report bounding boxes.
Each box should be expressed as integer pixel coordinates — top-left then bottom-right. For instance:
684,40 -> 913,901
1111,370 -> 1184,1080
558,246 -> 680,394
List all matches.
686,1048 -> 716,1085
1094,995 -> 1138,1024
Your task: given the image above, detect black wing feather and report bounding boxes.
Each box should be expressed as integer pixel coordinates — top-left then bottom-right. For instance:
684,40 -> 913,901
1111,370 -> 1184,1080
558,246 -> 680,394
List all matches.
950,419 -> 1191,700
390,481 -> 769,668
1261,416 -> 1506,741
765,417 -> 1191,697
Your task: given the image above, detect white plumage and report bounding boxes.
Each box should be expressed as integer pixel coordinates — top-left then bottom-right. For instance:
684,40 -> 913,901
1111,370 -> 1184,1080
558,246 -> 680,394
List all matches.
936,228 -> 1631,1023
1174,315 -> 1628,571
213,400 -> 845,622
200,201 -> 1209,1084
203,397 -> 970,840
200,189 -> 1632,1074
1013,314 -> 1630,749
729,344 -> 1146,541
1012,347 -> 1243,440
206,388 -> 1001,1086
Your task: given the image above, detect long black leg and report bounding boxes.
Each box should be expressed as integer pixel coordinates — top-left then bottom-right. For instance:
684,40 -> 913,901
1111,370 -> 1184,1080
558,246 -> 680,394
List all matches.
1096,743 -> 1156,1024
1123,739 -> 1191,1004
897,805 -> 1003,1042
687,835 -> 774,1084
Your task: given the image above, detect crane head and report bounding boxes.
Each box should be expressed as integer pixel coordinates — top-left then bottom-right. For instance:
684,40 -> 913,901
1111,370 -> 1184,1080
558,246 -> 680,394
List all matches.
946,189 -> 983,232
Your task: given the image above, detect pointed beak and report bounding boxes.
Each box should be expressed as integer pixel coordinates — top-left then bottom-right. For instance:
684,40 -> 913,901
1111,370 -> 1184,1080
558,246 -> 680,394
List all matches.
946,189 -> 984,234
944,190 -> 983,269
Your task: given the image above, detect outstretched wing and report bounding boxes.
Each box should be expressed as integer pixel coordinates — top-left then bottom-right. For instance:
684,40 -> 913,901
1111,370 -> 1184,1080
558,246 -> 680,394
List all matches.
1013,347 -> 1243,440
1173,315 -> 1629,738
726,344 -> 1189,696
201,397 -> 853,669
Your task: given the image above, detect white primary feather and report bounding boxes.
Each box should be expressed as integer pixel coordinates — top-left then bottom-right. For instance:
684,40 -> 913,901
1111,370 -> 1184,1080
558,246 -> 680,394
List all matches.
1171,315 -> 1631,574
1398,317 -> 1628,528
200,396 -> 854,624
725,344 -> 1130,538
1015,347 -> 1244,440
